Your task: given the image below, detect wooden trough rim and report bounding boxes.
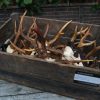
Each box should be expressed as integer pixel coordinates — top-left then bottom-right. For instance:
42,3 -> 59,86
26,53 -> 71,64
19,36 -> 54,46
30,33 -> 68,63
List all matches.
5,12 -> 99,28
0,50 -> 100,74
22,15 -> 100,27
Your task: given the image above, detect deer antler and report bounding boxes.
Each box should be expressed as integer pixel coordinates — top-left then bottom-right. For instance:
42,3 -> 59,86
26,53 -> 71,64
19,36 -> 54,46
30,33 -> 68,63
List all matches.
27,17 -> 36,37
77,27 -> 88,35
10,41 -> 25,54
21,33 -> 37,44
59,20 -> 72,33
48,20 -> 72,45
13,11 -> 27,44
43,23 -> 49,38
77,27 -> 96,48
71,26 -> 78,42
14,21 -> 17,35
71,26 -> 88,42
85,46 -> 100,59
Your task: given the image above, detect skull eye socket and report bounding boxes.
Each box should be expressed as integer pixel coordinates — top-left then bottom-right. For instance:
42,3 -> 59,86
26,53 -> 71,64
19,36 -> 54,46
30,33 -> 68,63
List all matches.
74,51 -> 78,58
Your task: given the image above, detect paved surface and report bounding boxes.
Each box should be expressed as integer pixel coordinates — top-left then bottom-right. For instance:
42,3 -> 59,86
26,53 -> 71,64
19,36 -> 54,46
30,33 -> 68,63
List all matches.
0,80 -> 75,100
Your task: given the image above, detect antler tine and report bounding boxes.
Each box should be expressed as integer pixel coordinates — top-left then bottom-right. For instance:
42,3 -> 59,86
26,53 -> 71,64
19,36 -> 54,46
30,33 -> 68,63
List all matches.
71,25 -> 78,42
79,27 -> 89,38
43,23 -> 49,38
77,26 -> 96,48
13,11 -> 27,44
10,40 -> 35,54
85,46 -> 100,59
27,17 -> 36,37
81,27 -> 88,33
47,32 -> 64,46
77,27 -> 88,35
23,48 -> 35,52
18,11 -> 27,34
48,20 -> 72,45
10,41 -> 25,54
21,32 -> 37,48
80,27 -> 83,31
71,26 -> 89,42
59,20 -> 72,33
14,20 -> 17,35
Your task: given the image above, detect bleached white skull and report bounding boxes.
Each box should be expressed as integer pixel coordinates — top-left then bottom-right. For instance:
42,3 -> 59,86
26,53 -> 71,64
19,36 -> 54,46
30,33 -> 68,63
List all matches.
62,46 -> 83,67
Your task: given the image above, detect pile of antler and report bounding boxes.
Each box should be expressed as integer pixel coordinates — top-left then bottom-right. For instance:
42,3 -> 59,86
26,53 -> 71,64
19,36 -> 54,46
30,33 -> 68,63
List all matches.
4,11 -> 100,68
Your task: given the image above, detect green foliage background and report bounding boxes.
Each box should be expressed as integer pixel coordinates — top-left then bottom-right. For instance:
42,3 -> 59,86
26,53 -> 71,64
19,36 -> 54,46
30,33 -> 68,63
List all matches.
0,0 -> 100,15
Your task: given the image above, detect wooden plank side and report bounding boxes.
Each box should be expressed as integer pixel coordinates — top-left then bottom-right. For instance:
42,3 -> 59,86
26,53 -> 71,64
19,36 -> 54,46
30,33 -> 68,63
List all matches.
0,51 -> 100,98
0,52 -> 75,84
0,51 -> 100,91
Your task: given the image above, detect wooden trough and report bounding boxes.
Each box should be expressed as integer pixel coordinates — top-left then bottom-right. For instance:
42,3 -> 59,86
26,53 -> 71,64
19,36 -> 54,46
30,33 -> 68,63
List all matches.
0,13 -> 100,100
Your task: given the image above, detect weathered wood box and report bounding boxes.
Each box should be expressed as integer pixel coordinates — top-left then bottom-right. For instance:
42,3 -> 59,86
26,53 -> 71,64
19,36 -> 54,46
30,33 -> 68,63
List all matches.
0,13 -> 100,100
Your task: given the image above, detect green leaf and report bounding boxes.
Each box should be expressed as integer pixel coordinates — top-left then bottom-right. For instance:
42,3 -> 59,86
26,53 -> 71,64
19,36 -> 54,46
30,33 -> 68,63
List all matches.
16,0 -> 20,3
0,0 -> 11,8
3,0 -> 10,5
24,0 -> 32,5
0,2 -> 3,8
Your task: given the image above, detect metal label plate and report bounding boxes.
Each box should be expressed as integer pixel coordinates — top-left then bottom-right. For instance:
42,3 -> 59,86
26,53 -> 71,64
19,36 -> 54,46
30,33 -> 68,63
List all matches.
74,71 -> 100,87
